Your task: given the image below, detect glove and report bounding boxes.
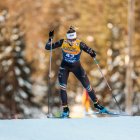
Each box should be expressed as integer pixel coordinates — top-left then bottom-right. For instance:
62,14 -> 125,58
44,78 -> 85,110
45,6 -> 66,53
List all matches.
49,30 -> 54,39
89,49 -> 96,58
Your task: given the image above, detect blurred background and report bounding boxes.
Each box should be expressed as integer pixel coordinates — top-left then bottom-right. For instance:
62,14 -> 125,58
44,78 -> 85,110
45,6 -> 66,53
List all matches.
0,0 -> 139,119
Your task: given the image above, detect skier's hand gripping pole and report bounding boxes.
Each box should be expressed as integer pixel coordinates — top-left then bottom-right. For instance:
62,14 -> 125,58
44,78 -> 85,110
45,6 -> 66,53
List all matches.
93,58 -> 122,113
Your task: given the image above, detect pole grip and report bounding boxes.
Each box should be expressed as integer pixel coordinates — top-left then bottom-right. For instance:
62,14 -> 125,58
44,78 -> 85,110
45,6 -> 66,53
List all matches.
93,58 -> 99,64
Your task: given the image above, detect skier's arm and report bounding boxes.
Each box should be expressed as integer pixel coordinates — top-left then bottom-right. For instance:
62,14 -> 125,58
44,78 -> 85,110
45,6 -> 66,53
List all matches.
80,42 -> 96,58
45,39 -> 64,50
45,30 -> 64,50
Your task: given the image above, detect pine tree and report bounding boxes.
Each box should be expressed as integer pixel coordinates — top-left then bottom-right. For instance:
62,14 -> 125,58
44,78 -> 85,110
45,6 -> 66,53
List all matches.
0,9 -> 35,118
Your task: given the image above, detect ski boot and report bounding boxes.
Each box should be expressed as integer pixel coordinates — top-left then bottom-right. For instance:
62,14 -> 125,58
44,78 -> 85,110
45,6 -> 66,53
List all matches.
94,102 -> 109,114
60,107 -> 70,118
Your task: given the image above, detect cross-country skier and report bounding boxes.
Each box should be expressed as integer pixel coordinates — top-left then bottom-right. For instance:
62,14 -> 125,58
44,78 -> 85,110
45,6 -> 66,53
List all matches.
45,26 -> 108,118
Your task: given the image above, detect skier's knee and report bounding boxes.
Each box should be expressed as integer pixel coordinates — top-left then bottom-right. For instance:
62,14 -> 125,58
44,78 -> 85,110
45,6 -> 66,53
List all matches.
86,85 -> 92,92
82,71 -> 87,78
58,67 -> 65,77
59,83 -> 66,91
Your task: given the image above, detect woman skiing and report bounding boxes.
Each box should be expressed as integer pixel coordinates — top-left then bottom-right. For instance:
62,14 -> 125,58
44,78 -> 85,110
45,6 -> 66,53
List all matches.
45,26 -> 108,118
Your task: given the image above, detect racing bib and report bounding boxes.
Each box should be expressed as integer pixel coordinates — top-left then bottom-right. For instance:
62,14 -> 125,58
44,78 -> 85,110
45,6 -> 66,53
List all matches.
61,39 -> 82,63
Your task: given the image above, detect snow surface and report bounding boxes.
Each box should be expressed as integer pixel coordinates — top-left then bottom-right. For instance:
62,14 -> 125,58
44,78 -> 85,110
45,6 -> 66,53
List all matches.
0,116 -> 140,140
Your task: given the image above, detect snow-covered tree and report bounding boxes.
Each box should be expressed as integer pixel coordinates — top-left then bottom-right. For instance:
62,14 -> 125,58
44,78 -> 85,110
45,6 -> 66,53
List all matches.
0,9 -> 36,118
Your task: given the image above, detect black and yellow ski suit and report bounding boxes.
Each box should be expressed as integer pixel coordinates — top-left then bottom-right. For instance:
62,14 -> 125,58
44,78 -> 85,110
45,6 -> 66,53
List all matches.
45,38 -> 98,106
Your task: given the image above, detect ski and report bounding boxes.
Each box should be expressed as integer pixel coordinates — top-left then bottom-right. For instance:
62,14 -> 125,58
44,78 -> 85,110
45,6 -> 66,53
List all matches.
47,115 -> 71,119
93,110 -> 130,117
49,116 -> 71,119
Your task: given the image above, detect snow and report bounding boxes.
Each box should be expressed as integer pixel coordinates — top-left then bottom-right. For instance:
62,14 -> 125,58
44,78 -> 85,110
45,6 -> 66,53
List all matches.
0,116 -> 140,140
17,59 -> 25,65
15,67 -> 21,75
23,66 -> 30,74
10,34 -> 19,41
18,77 -> 25,86
5,46 -> 13,54
19,89 -> 28,99
6,85 -> 13,92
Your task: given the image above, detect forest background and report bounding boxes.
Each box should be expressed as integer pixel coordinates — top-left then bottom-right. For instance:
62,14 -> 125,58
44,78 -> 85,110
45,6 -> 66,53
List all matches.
0,0 -> 139,118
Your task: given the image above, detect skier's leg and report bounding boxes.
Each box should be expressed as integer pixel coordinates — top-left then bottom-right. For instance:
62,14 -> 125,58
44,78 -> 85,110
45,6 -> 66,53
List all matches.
58,67 -> 69,106
72,64 -> 98,103
73,64 -> 106,112
58,66 -> 70,117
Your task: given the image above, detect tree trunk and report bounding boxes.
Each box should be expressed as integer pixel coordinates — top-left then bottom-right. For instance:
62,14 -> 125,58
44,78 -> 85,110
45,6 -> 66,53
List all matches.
125,0 -> 135,115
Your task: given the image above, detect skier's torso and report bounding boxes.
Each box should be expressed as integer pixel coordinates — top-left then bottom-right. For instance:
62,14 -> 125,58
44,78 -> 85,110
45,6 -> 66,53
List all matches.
61,39 -> 82,63
45,38 -> 96,65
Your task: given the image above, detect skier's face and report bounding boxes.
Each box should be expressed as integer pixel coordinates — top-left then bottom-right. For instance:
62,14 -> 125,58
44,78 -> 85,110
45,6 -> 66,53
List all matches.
67,39 -> 76,45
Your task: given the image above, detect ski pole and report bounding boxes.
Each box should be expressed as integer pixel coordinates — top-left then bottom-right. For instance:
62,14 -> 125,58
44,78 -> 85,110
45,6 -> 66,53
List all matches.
47,38 -> 53,117
49,38 -> 53,79
93,58 -> 122,113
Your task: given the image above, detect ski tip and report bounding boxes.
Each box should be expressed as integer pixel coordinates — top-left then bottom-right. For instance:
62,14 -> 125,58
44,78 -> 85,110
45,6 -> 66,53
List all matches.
93,110 -> 131,117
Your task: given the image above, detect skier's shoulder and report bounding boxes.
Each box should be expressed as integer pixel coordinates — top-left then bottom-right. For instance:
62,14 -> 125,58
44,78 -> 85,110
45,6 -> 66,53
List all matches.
76,38 -> 82,43
78,39 -> 88,48
63,39 -> 67,43
58,38 -> 64,43
55,38 -> 64,46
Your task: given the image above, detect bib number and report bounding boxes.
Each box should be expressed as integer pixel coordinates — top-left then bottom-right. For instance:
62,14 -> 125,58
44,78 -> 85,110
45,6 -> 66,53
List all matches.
66,54 -> 74,58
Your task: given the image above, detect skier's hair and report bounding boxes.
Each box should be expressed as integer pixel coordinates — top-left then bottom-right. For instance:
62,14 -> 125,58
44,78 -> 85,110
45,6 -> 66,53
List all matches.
67,26 -> 76,33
